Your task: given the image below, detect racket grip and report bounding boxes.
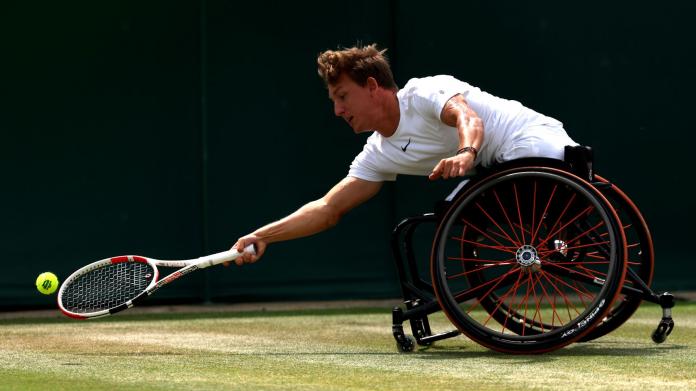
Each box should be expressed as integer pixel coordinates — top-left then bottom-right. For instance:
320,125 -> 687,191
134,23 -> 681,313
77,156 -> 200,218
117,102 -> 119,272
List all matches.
243,243 -> 257,255
199,244 -> 257,268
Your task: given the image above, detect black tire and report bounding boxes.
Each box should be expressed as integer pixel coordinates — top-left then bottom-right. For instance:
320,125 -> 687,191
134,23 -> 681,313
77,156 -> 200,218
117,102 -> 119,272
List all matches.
431,167 -> 627,353
578,175 -> 654,341
396,335 -> 416,353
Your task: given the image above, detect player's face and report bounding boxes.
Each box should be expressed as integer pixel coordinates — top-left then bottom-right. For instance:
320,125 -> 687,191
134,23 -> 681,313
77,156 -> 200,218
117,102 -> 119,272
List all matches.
328,74 -> 378,134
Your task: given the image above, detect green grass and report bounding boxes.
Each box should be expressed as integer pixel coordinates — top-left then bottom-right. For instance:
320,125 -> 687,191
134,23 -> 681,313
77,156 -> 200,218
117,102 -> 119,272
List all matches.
1,303 -> 694,391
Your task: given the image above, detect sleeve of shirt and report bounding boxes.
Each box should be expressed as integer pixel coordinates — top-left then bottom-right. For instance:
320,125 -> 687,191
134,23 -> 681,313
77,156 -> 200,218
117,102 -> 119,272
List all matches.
347,143 -> 397,182
410,75 -> 467,122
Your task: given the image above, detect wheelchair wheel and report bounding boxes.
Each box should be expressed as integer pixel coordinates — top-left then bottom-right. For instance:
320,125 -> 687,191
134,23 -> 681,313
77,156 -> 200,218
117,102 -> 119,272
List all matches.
431,167 -> 627,353
578,175 -> 654,342
458,174 -> 654,343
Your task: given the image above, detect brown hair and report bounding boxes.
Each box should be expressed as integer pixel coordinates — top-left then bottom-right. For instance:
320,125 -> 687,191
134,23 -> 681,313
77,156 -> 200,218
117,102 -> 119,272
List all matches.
317,44 -> 397,90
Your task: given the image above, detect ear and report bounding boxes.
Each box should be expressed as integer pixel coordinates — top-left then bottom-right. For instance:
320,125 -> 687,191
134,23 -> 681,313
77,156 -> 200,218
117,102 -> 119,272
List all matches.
366,77 -> 379,93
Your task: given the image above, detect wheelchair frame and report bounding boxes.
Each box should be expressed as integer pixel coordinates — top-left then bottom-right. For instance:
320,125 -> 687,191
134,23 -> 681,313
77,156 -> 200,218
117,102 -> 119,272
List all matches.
390,146 -> 675,353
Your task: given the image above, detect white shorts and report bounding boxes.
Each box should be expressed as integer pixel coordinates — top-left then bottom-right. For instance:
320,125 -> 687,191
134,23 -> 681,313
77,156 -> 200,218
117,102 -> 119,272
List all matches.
496,123 -> 577,163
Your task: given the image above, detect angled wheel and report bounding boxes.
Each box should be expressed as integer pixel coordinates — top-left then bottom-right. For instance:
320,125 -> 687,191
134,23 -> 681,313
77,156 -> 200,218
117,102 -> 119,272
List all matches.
431,167 -> 627,353
578,175 -> 654,341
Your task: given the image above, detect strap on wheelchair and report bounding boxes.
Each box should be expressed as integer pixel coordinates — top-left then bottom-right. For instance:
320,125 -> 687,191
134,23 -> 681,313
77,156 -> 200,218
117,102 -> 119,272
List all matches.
564,145 -> 594,182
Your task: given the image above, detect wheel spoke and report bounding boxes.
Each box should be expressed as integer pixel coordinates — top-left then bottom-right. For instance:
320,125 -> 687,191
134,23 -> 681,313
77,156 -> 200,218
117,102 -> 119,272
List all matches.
513,183 -> 526,244
492,190 -> 523,246
536,205 -> 595,250
451,267 -> 521,303
475,199 -> 520,247
483,272 -> 526,328
450,235 -> 517,254
532,184 -> 558,244
540,271 -> 584,321
447,261 -> 515,280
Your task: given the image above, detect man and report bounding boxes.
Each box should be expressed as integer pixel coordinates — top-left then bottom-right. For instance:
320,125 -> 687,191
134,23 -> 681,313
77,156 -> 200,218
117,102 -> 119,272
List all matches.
229,44 -> 576,265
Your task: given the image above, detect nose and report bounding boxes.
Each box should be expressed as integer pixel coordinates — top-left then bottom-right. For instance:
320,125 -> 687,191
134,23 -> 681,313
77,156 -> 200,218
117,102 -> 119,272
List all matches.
333,101 -> 344,117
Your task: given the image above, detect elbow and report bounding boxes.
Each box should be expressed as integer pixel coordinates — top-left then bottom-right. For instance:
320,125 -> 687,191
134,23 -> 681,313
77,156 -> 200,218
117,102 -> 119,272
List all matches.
324,209 -> 341,229
307,199 -> 342,230
320,201 -> 343,229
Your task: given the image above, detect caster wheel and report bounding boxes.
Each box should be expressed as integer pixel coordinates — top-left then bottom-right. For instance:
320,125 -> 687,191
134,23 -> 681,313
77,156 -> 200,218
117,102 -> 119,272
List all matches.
652,330 -> 667,344
396,335 -> 416,353
651,318 -> 674,344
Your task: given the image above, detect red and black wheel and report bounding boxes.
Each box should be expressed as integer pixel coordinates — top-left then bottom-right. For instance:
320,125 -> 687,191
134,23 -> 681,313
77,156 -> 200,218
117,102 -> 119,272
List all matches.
431,167 -> 627,353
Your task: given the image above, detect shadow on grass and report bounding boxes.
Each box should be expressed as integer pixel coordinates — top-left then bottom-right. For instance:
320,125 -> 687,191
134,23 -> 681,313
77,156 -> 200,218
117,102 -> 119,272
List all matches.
407,341 -> 688,362
555,343 -> 688,356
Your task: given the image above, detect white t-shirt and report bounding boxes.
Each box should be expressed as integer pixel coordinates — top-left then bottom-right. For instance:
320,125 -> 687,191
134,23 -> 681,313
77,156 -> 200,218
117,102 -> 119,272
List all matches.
348,75 -> 577,182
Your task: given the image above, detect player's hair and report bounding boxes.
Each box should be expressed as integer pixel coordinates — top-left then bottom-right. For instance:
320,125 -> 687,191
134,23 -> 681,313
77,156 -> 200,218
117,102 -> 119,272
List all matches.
317,43 -> 397,90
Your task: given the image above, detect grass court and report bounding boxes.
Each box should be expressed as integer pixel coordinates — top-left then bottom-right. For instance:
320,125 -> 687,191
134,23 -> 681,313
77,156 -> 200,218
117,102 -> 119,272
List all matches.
1,302 -> 694,390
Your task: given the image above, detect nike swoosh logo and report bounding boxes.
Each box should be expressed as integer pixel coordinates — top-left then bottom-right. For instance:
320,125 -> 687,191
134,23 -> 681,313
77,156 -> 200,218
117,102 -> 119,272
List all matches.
401,138 -> 412,152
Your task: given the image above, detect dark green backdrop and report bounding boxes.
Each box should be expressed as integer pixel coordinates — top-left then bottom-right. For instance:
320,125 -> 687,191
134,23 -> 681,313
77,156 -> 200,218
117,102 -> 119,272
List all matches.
2,1 -> 694,309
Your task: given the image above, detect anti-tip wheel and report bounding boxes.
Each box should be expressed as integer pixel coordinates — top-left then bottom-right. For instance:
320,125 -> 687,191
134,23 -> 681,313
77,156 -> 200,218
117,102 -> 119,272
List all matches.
651,318 -> 674,344
652,330 -> 667,344
396,335 -> 416,353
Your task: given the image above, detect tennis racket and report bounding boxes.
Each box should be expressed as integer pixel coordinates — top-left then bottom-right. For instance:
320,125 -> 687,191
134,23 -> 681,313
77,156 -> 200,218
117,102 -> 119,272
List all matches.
57,245 -> 256,319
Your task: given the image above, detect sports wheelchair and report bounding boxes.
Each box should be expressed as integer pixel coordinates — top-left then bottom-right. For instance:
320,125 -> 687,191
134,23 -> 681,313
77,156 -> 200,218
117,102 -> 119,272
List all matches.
390,146 -> 675,354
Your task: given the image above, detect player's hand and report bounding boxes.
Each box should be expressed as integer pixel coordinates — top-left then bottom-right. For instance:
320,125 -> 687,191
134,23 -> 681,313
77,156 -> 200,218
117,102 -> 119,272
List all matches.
224,234 -> 267,267
429,152 -> 475,180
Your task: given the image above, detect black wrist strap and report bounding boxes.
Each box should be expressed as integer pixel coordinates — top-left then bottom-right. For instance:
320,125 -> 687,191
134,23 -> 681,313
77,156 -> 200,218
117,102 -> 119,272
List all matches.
456,146 -> 478,158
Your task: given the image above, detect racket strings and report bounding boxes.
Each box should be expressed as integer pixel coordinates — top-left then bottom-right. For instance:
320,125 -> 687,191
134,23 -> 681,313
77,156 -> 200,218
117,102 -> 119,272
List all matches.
61,262 -> 154,313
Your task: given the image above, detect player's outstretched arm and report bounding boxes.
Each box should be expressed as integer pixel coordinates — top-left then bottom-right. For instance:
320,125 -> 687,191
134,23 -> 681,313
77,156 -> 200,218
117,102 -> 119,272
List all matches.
229,176 -> 382,266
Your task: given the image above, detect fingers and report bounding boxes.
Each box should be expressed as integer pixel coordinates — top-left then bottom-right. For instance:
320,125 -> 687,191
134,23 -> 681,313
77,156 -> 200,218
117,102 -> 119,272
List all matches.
429,160 -> 444,180
458,164 -> 467,177
448,159 -> 459,178
447,161 -> 457,179
430,155 -> 474,181
431,159 -> 456,180
234,242 -> 261,266
224,236 -> 267,267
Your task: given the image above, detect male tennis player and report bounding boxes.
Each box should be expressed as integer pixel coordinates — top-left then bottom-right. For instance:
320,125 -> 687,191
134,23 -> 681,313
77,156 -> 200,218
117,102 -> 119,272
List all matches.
229,43 -> 576,265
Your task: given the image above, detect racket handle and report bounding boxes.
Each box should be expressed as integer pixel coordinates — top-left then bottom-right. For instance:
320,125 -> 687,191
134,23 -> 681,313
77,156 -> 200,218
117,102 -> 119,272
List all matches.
198,244 -> 257,268
241,243 -> 257,256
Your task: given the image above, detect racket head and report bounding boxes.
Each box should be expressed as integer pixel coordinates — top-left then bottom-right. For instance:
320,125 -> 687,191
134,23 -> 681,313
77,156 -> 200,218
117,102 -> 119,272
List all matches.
57,256 -> 159,319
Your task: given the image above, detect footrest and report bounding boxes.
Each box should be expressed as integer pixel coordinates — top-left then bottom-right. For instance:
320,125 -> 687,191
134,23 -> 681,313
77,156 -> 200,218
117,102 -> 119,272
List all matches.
418,330 -> 461,345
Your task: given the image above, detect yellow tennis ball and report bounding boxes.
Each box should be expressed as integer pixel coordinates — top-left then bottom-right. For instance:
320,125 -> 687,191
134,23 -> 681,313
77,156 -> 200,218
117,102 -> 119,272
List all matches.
35,272 -> 59,295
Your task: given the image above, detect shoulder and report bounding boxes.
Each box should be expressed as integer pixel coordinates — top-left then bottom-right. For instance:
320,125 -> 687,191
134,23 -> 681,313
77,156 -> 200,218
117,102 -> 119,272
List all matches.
400,75 -> 471,103
401,75 -> 467,93
400,75 -> 470,116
